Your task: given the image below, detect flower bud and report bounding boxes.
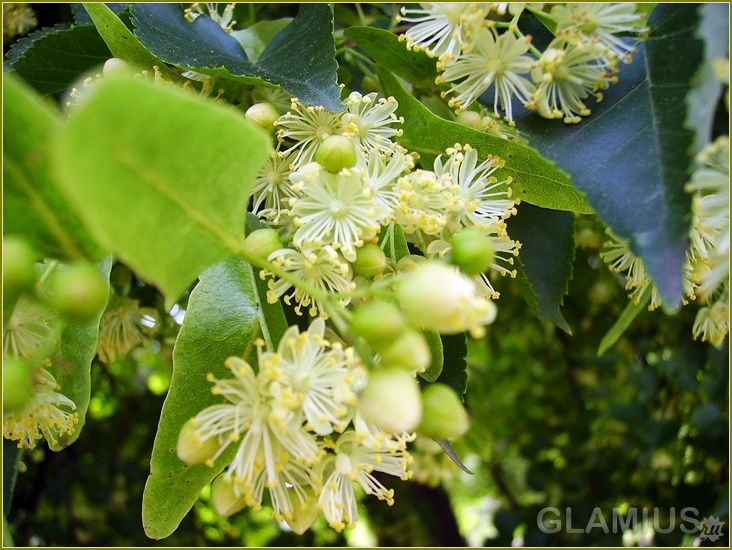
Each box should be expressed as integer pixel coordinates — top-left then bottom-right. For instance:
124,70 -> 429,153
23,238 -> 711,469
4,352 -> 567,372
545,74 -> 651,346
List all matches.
314,135 -> 357,173
245,102 -> 280,132
243,228 -> 283,262
450,228 -> 494,275
397,261 -> 497,337
284,487 -> 320,535
358,368 -> 422,434
418,383 -> 469,440
361,75 -> 381,94
378,328 -> 431,374
456,110 -> 483,131
3,358 -> 33,412
46,262 -> 109,323
211,473 -> 248,516
176,417 -> 221,466
349,300 -> 405,350
3,236 -> 38,297
396,254 -> 427,272
103,57 -> 134,78
351,243 -> 388,277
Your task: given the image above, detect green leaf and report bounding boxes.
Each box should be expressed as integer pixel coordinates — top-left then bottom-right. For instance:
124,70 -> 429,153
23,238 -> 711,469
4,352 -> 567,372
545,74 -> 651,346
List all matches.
5,24 -> 111,95
378,222 -> 410,263
231,19 -> 292,63
42,256 -> 112,450
376,66 -> 593,214
505,203 -> 575,333
2,440 -> 23,514
142,257 -> 288,540
421,331 -> 444,383
437,333 -> 468,397
514,5 -> 703,309
3,73 -> 104,261
597,286 -> 652,356
82,3 -> 177,80
344,26 -> 438,87
130,3 -> 344,111
52,76 -> 273,306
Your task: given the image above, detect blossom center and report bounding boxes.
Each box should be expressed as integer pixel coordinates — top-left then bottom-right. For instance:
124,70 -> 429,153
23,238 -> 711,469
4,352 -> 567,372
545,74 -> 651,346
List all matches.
329,199 -> 349,218
335,452 -> 353,476
486,59 -> 505,77
316,125 -> 333,140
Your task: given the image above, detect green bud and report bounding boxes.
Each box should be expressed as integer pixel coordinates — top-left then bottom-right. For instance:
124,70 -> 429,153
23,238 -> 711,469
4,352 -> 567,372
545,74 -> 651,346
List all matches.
361,75 -> 381,94
110,264 -> 133,288
284,487 -> 320,535
177,417 -> 221,466
456,110 -> 483,131
418,383 -> 469,440
450,228 -> 494,275
3,236 -> 38,297
378,328 -> 431,374
358,368 -> 422,434
396,254 -> 427,273
314,135 -> 358,173
211,474 -> 248,516
243,228 -> 283,262
103,57 -> 134,78
349,300 -> 405,350
245,102 -> 280,132
352,243 -> 388,277
3,359 -> 33,412
46,262 -> 109,323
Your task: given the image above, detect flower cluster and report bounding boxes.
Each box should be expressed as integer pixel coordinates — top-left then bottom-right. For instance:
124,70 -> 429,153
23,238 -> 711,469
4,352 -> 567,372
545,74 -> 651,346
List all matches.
402,2 -> 648,124
601,136 -> 730,346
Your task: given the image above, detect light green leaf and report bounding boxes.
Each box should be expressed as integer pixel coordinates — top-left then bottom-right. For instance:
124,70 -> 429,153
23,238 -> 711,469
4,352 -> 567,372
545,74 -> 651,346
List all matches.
3,72 -> 104,261
231,19 -> 291,62
142,257 -> 287,539
597,286 -> 652,356
52,77 -> 273,306
421,331 -> 444,383
378,222 -> 410,263
376,66 -> 592,214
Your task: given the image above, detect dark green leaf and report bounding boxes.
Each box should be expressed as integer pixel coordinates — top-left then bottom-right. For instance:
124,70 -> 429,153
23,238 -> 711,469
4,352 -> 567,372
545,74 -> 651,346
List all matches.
73,2 -> 128,26
514,5 -> 703,309
344,26 -> 438,87
437,333 -> 468,396
5,23 -> 111,95
505,203 -> 575,333
376,66 -> 593,214
2,440 -> 23,514
597,286 -> 652,356
130,3 -> 343,111
3,73 -> 104,261
142,257 -> 288,540
52,76 -> 273,306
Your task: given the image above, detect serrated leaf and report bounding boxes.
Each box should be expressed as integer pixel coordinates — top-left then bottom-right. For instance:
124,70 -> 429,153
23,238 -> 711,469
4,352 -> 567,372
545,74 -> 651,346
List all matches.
437,333 -> 468,396
5,23 -> 111,95
40,256 -> 113,451
514,5 -> 703,309
130,3 -> 343,111
376,66 -> 593,214
142,257 -> 288,540
52,77 -> 272,306
505,203 -> 575,333
72,2 -> 128,26
3,73 -> 104,261
82,3 -> 176,80
597,286 -> 652,356
344,26 -> 438,87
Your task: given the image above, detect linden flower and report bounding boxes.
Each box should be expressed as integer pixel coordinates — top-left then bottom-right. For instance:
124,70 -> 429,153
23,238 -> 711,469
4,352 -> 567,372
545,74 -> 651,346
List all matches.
394,169 -> 460,235
275,99 -> 344,167
531,38 -> 616,123
184,2 -> 236,32
96,296 -> 158,364
315,431 -> 413,532
250,151 -> 298,219
432,144 -> 516,232
601,234 -> 663,309
692,297 -> 729,347
3,296 -> 56,359
358,149 -> 415,213
397,3 -> 489,59
289,164 -> 389,261
340,92 -> 404,158
264,246 -> 356,318
552,3 -> 648,63
3,366 -> 78,449
436,26 -> 536,121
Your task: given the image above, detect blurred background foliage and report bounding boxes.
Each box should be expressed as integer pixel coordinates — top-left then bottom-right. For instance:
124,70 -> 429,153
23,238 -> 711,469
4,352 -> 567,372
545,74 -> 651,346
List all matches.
3,2 -> 729,547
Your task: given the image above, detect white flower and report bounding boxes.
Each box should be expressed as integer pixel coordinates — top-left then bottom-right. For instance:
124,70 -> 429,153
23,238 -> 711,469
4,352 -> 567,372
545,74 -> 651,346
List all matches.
290,164 -> 389,261
264,246 -> 356,317
692,295 -> 729,347
275,99 -> 344,167
3,366 -> 78,449
432,143 -> 516,232
397,3 -> 489,59
3,296 -> 55,359
358,148 -> 414,213
184,2 -> 236,32
340,92 -> 404,158
394,169 -> 460,235
601,233 -> 663,309
96,296 -> 158,364
250,151 -> 298,219
436,26 -> 536,121
552,3 -> 648,63
531,38 -> 615,123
